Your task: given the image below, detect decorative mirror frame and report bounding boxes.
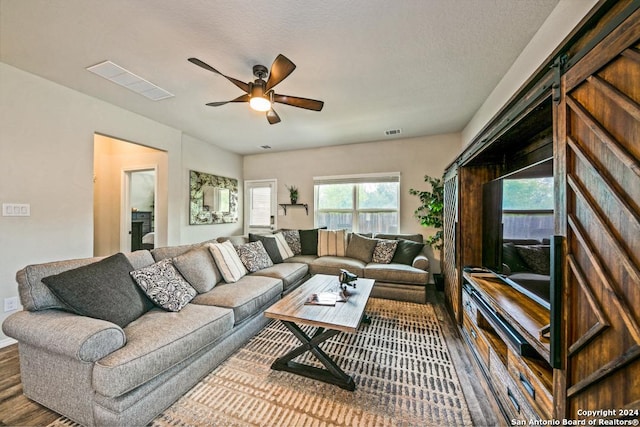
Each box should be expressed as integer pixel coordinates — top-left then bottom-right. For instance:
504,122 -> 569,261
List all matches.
189,170 -> 238,225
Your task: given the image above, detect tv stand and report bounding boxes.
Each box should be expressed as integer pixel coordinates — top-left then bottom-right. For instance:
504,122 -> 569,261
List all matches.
462,272 -> 552,422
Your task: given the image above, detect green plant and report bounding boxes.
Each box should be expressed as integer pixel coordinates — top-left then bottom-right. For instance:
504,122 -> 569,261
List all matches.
409,175 -> 444,250
286,185 -> 299,203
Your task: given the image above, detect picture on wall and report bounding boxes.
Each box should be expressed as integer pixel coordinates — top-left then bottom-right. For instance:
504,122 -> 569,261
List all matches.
189,170 -> 238,225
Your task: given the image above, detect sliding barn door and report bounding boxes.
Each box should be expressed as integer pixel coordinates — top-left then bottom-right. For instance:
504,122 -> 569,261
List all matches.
556,9 -> 640,418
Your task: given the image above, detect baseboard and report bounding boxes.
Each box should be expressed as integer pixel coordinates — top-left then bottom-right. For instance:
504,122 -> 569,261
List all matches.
0,337 -> 17,349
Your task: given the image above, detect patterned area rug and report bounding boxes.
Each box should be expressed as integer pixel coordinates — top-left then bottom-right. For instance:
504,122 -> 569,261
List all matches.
49,299 -> 473,426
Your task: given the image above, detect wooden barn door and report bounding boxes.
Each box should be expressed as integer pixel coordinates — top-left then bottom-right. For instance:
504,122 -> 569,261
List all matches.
556,9 -> 640,418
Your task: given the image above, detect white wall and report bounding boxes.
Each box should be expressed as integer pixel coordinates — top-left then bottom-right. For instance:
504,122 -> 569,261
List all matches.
462,0 -> 599,146
0,63 -> 243,345
244,133 -> 462,275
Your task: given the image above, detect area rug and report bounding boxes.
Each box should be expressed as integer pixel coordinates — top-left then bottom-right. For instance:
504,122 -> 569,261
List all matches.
49,298 -> 473,426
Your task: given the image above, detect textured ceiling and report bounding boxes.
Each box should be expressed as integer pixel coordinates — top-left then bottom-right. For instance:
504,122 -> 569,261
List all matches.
0,0 -> 559,154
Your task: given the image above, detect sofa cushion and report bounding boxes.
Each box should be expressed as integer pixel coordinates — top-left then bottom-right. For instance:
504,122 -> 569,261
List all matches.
251,262 -> 309,291
130,259 -> 197,312
391,239 -> 425,265
309,256 -> 366,277
281,230 -> 302,254
372,239 -> 399,264
375,233 -> 423,243
93,303 -> 234,398
236,241 -> 274,272
285,254 -> 318,264
17,251 -> 155,312
318,229 -> 348,257
345,233 -> 378,263
208,241 -> 247,283
41,253 -> 154,328
172,245 -> 222,293
191,275 -> 283,325
150,240 -> 216,261
364,263 -> 428,285
515,245 -> 551,275
299,227 -> 327,255
249,233 -> 283,263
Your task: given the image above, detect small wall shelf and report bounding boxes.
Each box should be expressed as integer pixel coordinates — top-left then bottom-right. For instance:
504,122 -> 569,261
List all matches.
279,203 -> 308,215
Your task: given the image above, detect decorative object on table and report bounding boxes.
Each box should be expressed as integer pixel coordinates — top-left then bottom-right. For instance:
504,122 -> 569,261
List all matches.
409,175 -> 445,290
189,170 -> 238,225
286,184 -> 299,204
338,269 -> 358,296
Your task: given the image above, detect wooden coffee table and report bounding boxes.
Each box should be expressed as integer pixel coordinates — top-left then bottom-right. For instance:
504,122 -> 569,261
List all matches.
264,274 -> 375,391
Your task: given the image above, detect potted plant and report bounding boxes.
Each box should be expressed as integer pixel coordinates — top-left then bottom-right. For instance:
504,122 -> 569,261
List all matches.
286,185 -> 299,204
409,175 -> 445,291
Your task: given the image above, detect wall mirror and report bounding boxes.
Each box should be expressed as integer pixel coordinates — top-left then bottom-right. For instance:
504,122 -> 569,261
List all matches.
189,170 -> 238,225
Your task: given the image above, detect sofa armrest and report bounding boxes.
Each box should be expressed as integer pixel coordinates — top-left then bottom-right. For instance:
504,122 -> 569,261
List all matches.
412,247 -> 430,271
2,310 -> 126,362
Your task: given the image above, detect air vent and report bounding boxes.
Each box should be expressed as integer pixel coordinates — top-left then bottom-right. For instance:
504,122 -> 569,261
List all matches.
385,129 -> 402,136
260,145 -> 272,150
86,61 -> 174,101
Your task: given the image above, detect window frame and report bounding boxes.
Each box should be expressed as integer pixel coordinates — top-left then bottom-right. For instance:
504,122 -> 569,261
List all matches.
313,172 -> 400,233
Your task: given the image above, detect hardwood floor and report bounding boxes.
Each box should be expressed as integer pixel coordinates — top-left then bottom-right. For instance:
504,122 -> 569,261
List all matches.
0,291 -> 500,426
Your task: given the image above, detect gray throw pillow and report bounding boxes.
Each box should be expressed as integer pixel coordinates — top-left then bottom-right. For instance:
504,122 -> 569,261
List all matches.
130,259 -> 197,312
346,233 -> 378,263
299,228 -> 326,255
42,252 -> 154,328
172,245 -> 222,293
391,239 -> 425,265
249,233 -> 283,263
236,241 -> 274,272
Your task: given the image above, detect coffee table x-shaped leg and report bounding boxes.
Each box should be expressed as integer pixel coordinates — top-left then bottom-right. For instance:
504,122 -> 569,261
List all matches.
270,321 -> 356,391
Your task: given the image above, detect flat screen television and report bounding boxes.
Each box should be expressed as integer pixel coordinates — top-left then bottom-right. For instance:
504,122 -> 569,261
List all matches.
482,159 -> 554,309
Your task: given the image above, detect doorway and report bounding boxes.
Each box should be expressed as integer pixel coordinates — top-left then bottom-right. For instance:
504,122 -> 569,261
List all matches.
93,134 -> 167,256
244,179 -> 277,234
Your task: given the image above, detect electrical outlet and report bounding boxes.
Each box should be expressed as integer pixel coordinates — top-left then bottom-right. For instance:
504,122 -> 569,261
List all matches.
4,297 -> 19,312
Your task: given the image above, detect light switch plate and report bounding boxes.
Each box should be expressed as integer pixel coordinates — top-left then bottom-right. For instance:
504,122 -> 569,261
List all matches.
2,203 -> 30,216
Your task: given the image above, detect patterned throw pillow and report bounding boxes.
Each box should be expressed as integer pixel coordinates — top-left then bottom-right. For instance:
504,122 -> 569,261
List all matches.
208,241 -> 247,283
372,239 -> 399,264
317,229 -> 347,257
236,241 -> 274,272
281,230 -> 301,254
130,259 -> 197,312
515,245 -> 550,275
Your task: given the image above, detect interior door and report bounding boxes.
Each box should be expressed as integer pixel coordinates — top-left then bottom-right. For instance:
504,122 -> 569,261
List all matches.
244,179 -> 277,235
556,9 -> 640,418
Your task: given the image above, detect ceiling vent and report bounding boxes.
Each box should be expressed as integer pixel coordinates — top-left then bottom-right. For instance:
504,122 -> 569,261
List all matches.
385,128 -> 402,136
86,61 -> 174,101
260,145 -> 272,150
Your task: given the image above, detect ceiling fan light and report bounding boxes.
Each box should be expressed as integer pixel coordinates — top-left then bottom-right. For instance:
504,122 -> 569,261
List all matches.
249,96 -> 271,112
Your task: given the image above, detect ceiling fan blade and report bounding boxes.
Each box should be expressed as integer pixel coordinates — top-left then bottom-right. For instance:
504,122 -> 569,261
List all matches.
265,54 -> 296,92
266,108 -> 281,125
273,94 -> 324,111
188,57 -> 249,93
206,94 -> 249,107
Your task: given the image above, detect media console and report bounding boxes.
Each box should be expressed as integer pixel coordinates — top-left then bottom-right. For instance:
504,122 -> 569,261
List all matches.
461,271 -> 553,422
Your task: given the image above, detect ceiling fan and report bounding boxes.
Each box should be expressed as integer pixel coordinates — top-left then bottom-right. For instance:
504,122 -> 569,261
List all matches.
188,54 -> 324,124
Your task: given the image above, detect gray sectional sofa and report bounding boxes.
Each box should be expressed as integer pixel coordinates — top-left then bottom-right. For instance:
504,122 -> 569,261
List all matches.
2,231 -> 429,426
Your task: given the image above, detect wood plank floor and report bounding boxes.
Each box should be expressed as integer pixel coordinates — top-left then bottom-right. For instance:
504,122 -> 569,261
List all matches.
0,291 -> 501,426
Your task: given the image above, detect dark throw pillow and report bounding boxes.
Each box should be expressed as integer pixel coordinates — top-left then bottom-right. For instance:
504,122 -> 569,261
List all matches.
299,227 -> 326,255
391,239 -> 425,265
515,245 -> 551,275
42,253 -> 154,328
249,233 -> 283,263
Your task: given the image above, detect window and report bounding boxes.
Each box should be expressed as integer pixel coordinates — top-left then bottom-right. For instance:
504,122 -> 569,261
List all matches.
502,177 -> 554,240
314,173 -> 400,233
